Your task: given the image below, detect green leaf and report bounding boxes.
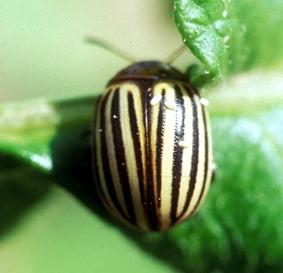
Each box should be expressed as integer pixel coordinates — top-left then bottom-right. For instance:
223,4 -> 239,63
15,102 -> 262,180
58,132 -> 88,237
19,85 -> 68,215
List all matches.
1,72 -> 283,272
174,0 -> 283,77
0,97 -> 94,172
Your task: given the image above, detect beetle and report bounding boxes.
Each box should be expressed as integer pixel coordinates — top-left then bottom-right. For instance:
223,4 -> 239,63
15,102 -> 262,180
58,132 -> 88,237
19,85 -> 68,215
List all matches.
90,38 -> 214,231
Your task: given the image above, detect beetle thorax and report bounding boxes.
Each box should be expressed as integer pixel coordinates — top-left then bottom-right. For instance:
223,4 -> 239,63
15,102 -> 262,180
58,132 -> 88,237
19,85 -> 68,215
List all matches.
108,61 -> 186,85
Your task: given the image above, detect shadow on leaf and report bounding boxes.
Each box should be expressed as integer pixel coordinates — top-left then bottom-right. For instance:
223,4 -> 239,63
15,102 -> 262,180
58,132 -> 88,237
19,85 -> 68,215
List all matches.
0,153 -> 51,238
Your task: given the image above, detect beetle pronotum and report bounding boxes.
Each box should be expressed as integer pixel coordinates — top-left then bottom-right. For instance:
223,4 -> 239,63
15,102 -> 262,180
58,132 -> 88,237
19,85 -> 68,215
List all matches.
90,38 -> 214,231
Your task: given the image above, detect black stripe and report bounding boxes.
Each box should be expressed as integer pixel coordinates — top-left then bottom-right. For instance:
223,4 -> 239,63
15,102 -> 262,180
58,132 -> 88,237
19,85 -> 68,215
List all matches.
127,92 -> 147,219
111,88 -> 136,224
191,104 -> 209,214
93,95 -> 102,186
177,84 -> 199,220
99,90 -> 131,222
156,89 -> 166,209
170,85 -> 185,224
143,80 -> 160,230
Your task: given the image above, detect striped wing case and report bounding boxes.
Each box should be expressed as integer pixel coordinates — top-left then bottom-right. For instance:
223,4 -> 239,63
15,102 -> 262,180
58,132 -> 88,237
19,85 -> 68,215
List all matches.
93,80 -> 213,231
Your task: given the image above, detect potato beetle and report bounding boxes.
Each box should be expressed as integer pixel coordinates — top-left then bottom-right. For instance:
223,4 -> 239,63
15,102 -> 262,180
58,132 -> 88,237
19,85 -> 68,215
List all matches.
90,39 -> 214,231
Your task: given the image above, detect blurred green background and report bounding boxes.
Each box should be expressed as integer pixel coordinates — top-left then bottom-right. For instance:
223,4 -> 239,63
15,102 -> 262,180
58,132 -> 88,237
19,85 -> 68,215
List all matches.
1,1 -> 283,273
0,0 -> 191,102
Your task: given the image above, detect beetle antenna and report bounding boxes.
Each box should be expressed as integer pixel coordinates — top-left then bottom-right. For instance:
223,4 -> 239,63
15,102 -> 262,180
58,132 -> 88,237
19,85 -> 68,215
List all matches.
165,44 -> 187,64
85,36 -> 136,63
